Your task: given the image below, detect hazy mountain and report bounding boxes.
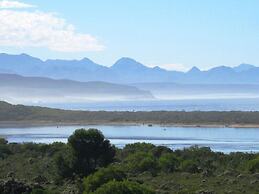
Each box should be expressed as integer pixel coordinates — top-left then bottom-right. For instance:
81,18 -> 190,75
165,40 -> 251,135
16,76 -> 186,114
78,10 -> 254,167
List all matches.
133,82 -> 259,100
233,63 -> 256,72
0,73 -> 154,104
110,57 -> 179,83
0,53 -> 258,84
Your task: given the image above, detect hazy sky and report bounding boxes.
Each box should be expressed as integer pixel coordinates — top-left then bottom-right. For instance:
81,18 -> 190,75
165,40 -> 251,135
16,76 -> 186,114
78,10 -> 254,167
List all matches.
0,0 -> 258,71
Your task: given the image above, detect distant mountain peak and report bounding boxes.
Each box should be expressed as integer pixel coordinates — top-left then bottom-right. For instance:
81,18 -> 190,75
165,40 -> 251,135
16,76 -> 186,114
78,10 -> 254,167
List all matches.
81,57 -> 95,63
1,53 -> 259,84
234,63 -> 255,72
112,57 -> 147,70
209,65 -> 233,72
153,66 -> 162,70
188,66 -> 201,73
114,57 -> 139,65
20,53 -> 30,57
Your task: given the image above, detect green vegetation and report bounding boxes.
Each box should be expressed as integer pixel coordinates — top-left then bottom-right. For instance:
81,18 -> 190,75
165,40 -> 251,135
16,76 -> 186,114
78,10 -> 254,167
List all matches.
2,101 -> 259,126
83,166 -> 126,193
56,128 -> 115,178
0,129 -> 259,194
92,180 -> 155,194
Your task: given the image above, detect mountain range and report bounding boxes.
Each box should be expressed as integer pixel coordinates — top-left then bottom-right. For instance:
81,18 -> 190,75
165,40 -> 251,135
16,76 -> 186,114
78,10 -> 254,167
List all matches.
0,53 -> 258,84
0,73 -> 153,104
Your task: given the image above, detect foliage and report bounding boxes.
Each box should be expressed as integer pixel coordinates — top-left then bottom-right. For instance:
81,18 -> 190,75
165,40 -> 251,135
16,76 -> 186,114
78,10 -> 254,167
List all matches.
151,146 -> 172,158
158,153 -> 180,173
0,138 -> 8,145
180,160 -> 200,173
83,166 -> 126,193
67,128 -> 116,177
0,138 -> 11,159
0,133 -> 259,193
125,152 -> 158,173
3,101 -> 259,126
247,157 -> 259,173
55,150 -> 73,179
92,180 -> 155,194
31,189 -> 58,194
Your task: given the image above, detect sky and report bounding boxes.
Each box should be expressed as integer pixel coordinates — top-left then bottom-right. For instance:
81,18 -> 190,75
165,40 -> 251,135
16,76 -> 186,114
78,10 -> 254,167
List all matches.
0,0 -> 259,71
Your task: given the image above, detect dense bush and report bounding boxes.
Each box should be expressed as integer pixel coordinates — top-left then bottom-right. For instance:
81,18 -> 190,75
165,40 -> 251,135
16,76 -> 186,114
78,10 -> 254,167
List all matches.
55,149 -> 73,178
1,134 -> 259,194
247,157 -> 259,173
0,138 -> 8,145
125,152 -> 158,173
151,146 -> 172,158
83,166 -> 126,193
180,160 -> 200,173
121,143 -> 155,158
0,138 -> 11,159
92,180 -> 155,194
31,189 -> 57,194
158,153 -> 180,173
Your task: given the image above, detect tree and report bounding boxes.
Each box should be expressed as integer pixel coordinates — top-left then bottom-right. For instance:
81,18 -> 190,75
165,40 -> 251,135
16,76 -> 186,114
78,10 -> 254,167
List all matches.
68,128 -> 115,177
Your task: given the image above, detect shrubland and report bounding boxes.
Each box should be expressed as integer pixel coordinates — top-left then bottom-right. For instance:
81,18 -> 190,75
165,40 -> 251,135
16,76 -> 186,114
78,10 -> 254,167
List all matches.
0,129 -> 259,194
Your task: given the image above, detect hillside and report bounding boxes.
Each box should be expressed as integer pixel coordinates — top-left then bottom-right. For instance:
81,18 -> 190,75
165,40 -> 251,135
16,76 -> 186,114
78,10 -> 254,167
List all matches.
1,101 -> 259,126
0,73 -> 153,103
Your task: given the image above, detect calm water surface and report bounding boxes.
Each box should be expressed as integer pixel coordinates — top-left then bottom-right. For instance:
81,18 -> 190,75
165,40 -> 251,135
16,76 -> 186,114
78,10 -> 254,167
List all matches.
1,125 -> 259,153
36,98 -> 259,111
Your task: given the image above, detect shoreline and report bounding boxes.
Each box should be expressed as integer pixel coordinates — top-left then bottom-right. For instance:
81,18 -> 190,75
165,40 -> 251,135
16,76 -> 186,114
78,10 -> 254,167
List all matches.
1,121 -> 259,128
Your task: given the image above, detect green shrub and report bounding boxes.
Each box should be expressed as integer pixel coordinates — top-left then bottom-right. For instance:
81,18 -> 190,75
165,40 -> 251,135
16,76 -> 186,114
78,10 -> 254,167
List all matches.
151,146 -> 172,158
247,157 -> 259,173
122,143 -> 155,156
0,144 -> 11,159
125,152 -> 158,173
92,180 -> 155,194
158,153 -> 180,172
55,151 -> 73,178
83,166 -> 126,193
181,160 -> 200,173
0,138 -> 8,145
31,189 -> 57,194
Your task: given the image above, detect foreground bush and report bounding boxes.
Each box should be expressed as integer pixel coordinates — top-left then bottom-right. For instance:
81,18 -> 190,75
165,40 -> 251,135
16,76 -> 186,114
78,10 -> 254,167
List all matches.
158,153 -> 180,173
31,189 -> 57,194
180,159 -> 200,173
247,157 -> 259,173
125,152 -> 158,173
92,180 -> 155,194
0,138 -> 8,145
83,166 -> 126,193
0,138 -> 11,159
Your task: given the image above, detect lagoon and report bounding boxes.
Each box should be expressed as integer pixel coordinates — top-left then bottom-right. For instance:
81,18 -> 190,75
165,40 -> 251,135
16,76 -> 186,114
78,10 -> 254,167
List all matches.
1,125 -> 259,153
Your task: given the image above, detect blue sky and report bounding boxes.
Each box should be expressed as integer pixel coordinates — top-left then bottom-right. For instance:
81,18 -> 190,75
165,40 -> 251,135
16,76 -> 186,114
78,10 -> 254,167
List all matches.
0,0 -> 258,71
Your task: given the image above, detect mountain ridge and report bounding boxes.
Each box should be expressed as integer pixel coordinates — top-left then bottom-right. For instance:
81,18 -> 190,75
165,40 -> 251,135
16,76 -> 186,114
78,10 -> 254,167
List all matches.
0,53 -> 258,84
0,73 -> 154,104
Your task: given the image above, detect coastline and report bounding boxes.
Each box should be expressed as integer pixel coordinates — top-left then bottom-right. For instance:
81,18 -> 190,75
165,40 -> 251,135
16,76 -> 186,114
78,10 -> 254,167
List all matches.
1,121 -> 259,128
